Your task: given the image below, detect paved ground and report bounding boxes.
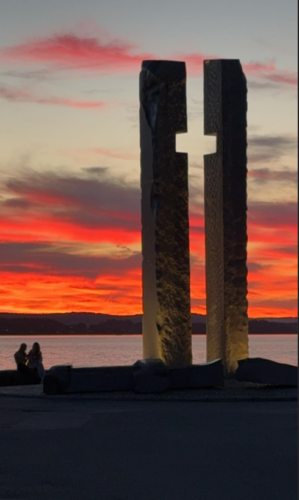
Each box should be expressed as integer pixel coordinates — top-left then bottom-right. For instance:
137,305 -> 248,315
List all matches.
0,395 -> 297,500
0,380 -> 297,401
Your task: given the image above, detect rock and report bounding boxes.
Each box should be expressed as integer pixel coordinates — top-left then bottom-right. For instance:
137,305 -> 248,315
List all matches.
133,358 -> 170,394
169,359 -> 224,388
133,358 -> 224,392
204,59 -> 249,375
236,358 -> 298,386
70,366 -> 134,393
133,358 -> 170,375
140,60 -> 192,367
43,365 -> 72,394
0,369 -> 40,387
43,359 -> 225,394
43,365 -> 134,394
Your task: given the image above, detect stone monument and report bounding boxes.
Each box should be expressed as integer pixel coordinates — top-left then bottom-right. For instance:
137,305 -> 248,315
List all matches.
40,59 -> 297,396
204,59 -> 249,375
140,60 -> 192,367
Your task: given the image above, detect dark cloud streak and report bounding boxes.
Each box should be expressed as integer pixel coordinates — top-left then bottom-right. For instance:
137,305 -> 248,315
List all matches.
0,241 -> 141,279
248,167 -> 297,184
248,134 -> 297,164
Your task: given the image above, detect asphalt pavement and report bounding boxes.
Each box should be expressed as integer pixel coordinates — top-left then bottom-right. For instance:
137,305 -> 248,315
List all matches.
0,396 -> 297,500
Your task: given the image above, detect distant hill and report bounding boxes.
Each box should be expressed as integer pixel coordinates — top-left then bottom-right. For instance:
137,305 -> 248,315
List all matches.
255,317 -> 298,324
0,312 -> 138,327
0,312 -> 297,335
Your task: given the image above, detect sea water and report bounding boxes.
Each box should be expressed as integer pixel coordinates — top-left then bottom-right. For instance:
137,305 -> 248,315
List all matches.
0,334 -> 297,370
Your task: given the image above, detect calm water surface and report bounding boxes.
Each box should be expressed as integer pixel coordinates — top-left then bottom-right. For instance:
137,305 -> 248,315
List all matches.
0,334 -> 297,370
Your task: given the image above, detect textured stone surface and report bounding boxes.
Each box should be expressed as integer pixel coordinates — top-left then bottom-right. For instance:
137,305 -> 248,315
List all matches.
133,358 -> 170,375
236,358 -> 298,386
0,369 -> 40,387
140,60 -> 192,367
133,358 -> 170,394
204,59 -> 249,375
169,359 -> 224,388
43,365 -> 72,394
43,365 -> 134,394
43,360 -> 225,395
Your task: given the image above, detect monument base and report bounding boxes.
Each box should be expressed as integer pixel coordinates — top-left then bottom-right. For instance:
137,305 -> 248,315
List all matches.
0,369 -> 41,387
236,358 -> 298,387
43,359 -> 224,395
43,365 -> 134,394
169,360 -> 224,389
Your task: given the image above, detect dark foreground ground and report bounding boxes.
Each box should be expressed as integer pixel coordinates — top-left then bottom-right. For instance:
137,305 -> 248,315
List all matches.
0,396 -> 297,500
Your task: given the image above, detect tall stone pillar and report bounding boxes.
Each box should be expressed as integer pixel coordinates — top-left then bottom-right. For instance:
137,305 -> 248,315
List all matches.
140,60 -> 192,367
204,59 -> 249,375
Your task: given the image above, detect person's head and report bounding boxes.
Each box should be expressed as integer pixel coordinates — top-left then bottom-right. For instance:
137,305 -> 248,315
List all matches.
20,343 -> 27,352
32,342 -> 40,354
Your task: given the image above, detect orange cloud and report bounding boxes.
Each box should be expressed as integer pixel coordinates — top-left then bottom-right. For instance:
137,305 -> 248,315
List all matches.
0,168 -> 297,317
0,270 -> 142,315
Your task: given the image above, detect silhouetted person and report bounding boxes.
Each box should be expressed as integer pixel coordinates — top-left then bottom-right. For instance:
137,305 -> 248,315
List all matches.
14,343 -> 30,373
28,342 -> 45,379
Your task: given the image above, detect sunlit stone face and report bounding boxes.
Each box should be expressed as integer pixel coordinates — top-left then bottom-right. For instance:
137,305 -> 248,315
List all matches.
140,60 -> 192,367
204,59 -> 249,375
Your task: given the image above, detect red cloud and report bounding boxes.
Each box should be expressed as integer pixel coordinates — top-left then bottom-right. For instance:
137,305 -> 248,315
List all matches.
0,32 -> 296,88
0,213 -> 141,246
0,84 -> 107,109
263,72 -> 298,86
0,34 -> 154,72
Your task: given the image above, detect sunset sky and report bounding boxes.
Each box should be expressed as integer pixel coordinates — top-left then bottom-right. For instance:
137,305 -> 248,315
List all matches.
0,0 -> 297,318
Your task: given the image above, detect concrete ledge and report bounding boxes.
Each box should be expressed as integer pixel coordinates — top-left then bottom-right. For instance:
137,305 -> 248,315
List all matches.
43,365 -> 72,394
236,358 -> 298,387
0,369 -> 41,387
133,359 -> 170,375
43,359 -> 225,395
133,359 -> 171,393
42,358 -> 299,396
169,359 -> 224,388
44,365 -> 134,394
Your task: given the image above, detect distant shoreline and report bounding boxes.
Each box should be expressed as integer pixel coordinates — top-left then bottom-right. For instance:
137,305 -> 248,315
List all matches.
0,332 -> 297,336
0,313 -> 297,335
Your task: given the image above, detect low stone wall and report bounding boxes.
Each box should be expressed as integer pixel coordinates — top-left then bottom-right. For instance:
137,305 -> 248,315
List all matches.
43,359 -> 224,395
42,357 -> 298,396
236,358 -> 298,386
0,370 -> 41,387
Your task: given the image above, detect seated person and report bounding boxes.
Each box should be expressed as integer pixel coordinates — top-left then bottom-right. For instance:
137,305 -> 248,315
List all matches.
28,342 -> 45,379
14,343 -> 31,373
